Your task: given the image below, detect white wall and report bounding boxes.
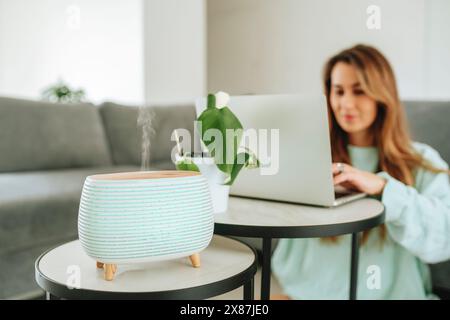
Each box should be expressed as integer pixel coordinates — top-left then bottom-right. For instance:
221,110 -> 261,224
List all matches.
424,0 -> 450,100
1,1 -> 446,104
207,0 -> 450,100
143,0 -> 206,104
0,0 -> 144,104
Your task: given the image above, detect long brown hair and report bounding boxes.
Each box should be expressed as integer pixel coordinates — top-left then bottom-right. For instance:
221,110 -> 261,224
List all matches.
323,44 -> 448,245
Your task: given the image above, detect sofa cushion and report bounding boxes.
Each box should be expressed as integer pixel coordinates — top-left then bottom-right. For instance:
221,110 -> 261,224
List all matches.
98,103 -> 143,166
99,102 -> 196,166
149,104 -> 196,162
403,100 -> 450,164
0,97 -> 112,172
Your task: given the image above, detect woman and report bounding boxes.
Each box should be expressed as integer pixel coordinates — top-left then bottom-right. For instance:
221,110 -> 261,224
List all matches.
271,44 -> 450,299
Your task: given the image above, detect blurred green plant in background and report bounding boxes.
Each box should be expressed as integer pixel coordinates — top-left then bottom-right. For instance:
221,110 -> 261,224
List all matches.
41,80 -> 86,103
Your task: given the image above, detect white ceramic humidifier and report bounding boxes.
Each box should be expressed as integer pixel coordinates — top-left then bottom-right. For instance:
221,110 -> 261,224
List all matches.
77,171 -> 214,281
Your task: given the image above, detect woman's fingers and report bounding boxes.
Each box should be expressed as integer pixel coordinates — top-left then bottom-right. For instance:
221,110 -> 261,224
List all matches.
333,172 -> 355,185
332,162 -> 354,175
334,172 -> 363,192
331,163 -> 341,175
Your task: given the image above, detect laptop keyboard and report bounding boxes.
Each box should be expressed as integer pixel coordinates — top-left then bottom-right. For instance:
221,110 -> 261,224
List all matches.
334,190 -> 356,199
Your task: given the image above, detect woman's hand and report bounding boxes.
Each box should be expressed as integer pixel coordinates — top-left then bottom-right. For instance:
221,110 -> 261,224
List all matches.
332,163 -> 387,196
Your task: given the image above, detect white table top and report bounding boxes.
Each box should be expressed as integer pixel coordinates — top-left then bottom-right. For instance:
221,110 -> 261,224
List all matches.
36,235 -> 256,297
214,196 -> 385,238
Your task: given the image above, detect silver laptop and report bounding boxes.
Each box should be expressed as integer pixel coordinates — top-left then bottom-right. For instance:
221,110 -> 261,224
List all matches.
195,94 -> 365,207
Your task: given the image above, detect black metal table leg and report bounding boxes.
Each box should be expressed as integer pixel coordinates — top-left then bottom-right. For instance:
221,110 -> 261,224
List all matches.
243,277 -> 254,300
349,232 -> 360,300
261,237 -> 272,300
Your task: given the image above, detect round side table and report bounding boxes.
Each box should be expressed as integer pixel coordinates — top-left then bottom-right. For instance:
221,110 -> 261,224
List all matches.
214,196 -> 385,300
35,235 -> 257,300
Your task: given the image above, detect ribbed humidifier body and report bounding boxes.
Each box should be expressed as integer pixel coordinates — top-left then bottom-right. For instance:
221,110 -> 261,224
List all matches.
78,171 -> 214,265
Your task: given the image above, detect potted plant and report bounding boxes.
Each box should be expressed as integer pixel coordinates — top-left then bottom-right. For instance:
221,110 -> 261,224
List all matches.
41,79 -> 86,104
176,92 -> 259,213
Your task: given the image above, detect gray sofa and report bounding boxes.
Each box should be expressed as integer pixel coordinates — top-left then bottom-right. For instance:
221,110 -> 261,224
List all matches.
0,96 -> 449,299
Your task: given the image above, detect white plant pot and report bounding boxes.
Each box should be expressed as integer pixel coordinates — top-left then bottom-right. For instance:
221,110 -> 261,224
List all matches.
176,155 -> 230,214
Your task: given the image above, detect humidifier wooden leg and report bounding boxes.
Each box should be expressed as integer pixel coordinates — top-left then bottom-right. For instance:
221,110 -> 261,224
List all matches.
112,264 -> 117,274
189,253 -> 201,268
104,264 -> 115,281
96,261 -> 104,269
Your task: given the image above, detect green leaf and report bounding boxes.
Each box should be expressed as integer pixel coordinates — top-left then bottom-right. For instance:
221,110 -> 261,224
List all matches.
225,152 -> 250,186
197,106 -> 243,176
175,158 -> 200,172
207,94 -> 216,109
241,146 -> 260,169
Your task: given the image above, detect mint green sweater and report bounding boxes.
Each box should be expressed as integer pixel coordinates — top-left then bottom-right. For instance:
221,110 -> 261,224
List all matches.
271,142 -> 450,299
